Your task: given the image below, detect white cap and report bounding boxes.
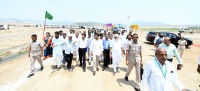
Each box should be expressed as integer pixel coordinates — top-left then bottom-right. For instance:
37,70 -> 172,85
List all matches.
114,34 -> 119,37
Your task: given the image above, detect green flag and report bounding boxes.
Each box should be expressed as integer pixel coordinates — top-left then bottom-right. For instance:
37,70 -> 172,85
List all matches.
45,11 -> 53,20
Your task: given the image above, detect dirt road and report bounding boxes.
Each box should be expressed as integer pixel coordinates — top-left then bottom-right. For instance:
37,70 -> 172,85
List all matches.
0,28 -> 199,91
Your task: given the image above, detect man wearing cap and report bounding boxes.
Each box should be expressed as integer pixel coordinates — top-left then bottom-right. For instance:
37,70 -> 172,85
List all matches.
64,34 -> 74,69
110,34 -> 124,75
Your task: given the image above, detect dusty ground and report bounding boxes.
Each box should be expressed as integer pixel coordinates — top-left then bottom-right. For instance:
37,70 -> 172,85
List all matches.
0,27 -> 199,91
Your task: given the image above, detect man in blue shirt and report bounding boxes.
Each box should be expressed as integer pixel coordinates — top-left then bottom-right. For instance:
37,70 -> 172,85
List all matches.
102,34 -> 111,71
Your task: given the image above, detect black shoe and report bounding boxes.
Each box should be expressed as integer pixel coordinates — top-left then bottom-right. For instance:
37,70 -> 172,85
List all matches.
102,68 -> 105,71
97,68 -> 99,71
79,64 -> 82,67
83,67 -> 86,72
40,67 -> 43,71
134,88 -> 140,91
107,66 -> 109,68
117,67 -> 119,72
93,71 -> 96,75
54,66 -> 57,69
67,66 -> 71,69
27,74 -> 34,78
57,67 -> 61,70
89,62 -> 91,65
125,76 -> 129,81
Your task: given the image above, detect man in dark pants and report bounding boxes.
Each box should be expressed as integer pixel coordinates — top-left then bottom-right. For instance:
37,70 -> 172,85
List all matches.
64,34 -> 74,69
62,33 -> 67,66
102,34 -> 110,71
78,33 -> 88,72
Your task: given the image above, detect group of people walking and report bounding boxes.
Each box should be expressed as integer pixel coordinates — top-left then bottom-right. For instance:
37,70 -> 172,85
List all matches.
27,29 -> 199,91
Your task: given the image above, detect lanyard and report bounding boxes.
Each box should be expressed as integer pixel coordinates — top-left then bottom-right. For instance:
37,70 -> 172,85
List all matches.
155,58 -> 167,78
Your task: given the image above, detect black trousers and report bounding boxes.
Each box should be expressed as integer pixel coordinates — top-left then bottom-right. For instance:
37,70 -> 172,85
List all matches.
167,59 -> 173,62
65,53 -> 73,68
78,48 -> 86,67
103,49 -> 110,68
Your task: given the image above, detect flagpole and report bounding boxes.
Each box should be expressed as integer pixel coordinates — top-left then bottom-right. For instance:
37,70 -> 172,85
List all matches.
43,18 -> 46,39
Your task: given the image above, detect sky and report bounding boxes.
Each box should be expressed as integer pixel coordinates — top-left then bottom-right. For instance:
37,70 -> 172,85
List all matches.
1,0 -> 200,25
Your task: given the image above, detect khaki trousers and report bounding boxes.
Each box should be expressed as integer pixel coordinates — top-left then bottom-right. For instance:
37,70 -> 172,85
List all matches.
93,55 -> 100,71
125,60 -> 140,83
30,55 -> 43,74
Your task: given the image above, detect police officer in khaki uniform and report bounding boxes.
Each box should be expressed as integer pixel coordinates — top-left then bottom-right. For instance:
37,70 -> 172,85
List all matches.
125,33 -> 142,91
28,34 -> 44,78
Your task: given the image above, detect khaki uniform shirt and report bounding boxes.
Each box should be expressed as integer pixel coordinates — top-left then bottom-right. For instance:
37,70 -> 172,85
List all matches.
30,40 -> 43,56
126,41 -> 142,62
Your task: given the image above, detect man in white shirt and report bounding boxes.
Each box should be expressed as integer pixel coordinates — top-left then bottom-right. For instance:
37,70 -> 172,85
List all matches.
142,48 -> 185,91
73,32 -> 80,65
64,34 -> 74,69
62,33 -> 67,66
99,34 -> 104,63
52,31 -> 65,70
78,33 -> 88,72
110,34 -> 124,75
87,33 -> 93,65
158,37 -> 183,70
120,31 -> 126,49
90,34 -> 103,75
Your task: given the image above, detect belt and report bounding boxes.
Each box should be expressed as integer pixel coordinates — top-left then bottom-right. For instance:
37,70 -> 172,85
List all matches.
30,50 -> 40,53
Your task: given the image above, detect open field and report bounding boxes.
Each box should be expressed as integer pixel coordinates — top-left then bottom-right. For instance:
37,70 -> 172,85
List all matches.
0,27 -> 199,91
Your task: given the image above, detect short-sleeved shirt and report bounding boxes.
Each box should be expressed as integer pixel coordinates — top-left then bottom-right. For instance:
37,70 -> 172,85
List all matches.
156,38 -> 164,47
126,41 -> 142,62
178,39 -> 187,46
30,40 -> 43,56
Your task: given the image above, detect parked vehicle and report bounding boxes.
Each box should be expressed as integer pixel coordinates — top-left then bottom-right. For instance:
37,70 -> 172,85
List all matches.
146,31 -> 193,48
179,28 -> 194,33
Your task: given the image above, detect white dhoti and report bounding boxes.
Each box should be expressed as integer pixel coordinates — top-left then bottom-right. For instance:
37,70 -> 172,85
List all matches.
110,40 -> 123,73
53,47 -> 63,68
53,56 -> 62,68
112,53 -> 122,72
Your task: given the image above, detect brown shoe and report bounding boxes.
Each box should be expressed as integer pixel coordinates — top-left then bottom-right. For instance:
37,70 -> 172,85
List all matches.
197,65 -> 200,73
93,71 -> 96,76
96,68 -> 99,71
